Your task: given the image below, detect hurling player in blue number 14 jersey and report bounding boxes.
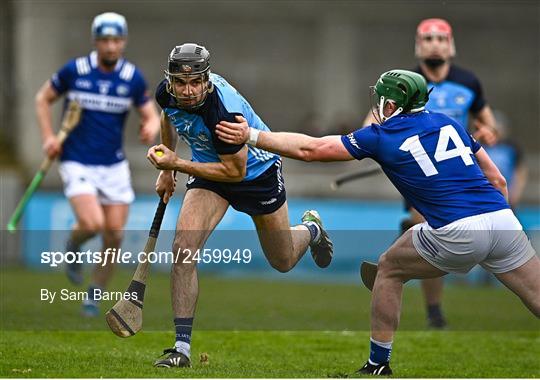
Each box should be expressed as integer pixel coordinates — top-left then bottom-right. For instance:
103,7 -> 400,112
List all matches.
35,12 -> 160,317
216,69 -> 539,376
145,44 -> 334,368
364,18 -> 500,330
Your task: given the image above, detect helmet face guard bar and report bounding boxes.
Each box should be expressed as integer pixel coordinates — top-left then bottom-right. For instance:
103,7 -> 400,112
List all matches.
165,71 -> 212,111
165,43 -> 212,110
370,69 -> 430,124
370,87 -> 404,124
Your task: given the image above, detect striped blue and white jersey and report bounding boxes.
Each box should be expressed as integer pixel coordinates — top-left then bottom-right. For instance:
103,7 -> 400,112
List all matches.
156,73 -> 279,182
51,51 -> 150,165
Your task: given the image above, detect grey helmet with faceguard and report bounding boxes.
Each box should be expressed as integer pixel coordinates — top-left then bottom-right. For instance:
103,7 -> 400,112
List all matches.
165,43 -> 213,110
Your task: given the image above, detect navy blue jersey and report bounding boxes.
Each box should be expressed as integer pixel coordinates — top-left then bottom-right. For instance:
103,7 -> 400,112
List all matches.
341,111 -> 509,228
414,65 -> 485,129
51,51 -> 149,165
156,73 -> 279,181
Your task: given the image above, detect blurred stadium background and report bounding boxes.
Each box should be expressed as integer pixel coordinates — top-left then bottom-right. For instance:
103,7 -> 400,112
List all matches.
0,1 -> 539,377
1,1 -> 539,279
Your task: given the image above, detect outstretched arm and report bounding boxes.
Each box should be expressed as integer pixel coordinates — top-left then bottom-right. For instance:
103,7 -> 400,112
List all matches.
216,116 -> 353,162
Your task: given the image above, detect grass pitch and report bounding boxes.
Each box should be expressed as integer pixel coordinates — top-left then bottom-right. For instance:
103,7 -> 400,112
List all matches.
1,268 -> 539,378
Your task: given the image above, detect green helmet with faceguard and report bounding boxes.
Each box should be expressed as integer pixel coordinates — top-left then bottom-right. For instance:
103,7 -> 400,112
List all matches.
372,69 -> 430,122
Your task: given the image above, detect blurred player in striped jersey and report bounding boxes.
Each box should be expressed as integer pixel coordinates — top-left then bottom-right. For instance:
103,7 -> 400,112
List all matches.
35,12 -> 160,317
364,18 -> 499,328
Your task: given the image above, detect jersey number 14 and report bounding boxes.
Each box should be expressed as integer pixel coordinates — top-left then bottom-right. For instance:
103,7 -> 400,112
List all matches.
399,125 -> 474,177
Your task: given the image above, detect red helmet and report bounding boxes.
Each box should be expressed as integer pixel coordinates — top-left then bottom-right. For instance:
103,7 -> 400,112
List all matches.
415,18 -> 456,57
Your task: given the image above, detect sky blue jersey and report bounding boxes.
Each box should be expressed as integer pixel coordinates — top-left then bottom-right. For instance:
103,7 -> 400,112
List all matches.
51,51 -> 149,165
156,73 -> 279,181
484,141 -> 523,188
341,111 -> 509,228
414,65 -> 486,130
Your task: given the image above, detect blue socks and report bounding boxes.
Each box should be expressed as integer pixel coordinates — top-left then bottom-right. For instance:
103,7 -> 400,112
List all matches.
174,317 -> 193,357
369,337 -> 392,365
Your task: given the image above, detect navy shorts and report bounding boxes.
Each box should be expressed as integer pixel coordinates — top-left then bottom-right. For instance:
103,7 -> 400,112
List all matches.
185,160 -> 286,216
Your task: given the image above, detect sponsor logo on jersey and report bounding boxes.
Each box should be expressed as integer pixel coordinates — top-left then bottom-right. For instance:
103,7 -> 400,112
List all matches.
75,79 -> 93,90
347,133 -> 360,150
67,91 -> 132,114
435,95 -> 446,107
97,80 -> 112,95
116,84 -> 130,96
197,132 -> 209,142
455,94 -> 466,105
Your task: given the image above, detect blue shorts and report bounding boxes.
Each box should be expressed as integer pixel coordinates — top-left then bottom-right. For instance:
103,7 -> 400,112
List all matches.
185,160 -> 286,216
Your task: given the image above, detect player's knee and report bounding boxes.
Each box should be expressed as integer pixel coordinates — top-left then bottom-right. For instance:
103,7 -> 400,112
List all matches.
172,239 -> 197,266
533,304 -> 540,318
267,256 -> 294,273
78,218 -> 104,234
103,229 -> 124,246
530,296 -> 540,318
377,253 -> 404,280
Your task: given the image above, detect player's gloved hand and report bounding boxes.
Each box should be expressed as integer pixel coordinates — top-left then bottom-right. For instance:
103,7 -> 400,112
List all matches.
147,144 -> 179,171
42,135 -> 62,159
215,115 -> 250,145
473,124 -> 498,147
155,169 -> 176,204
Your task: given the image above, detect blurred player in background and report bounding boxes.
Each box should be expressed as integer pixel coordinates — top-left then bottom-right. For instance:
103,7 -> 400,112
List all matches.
215,69 -> 540,376
146,43 -> 333,368
485,110 -> 528,209
364,18 -> 499,328
481,110 -> 529,285
35,12 -> 160,317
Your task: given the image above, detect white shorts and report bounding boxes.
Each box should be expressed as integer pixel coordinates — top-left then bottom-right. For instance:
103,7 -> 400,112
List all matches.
59,160 -> 135,205
412,209 -> 537,274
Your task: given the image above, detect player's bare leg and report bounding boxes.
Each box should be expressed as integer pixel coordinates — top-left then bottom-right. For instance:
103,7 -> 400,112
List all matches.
172,189 -> 228,317
494,255 -> 540,317
155,189 -> 229,368
252,202 -> 333,272
421,277 -> 446,328
65,194 -> 105,285
251,202 -> 310,272
408,207 -> 447,329
82,203 -> 129,317
90,203 -> 129,288
359,230 -> 446,375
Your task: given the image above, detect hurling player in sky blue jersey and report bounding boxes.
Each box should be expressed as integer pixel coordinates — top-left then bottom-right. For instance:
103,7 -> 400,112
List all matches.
35,12 -> 160,317
363,18 -> 500,329
215,69 -> 539,376
145,43 -> 333,368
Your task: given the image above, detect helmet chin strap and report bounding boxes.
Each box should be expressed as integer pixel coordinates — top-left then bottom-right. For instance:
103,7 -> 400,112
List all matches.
378,96 -> 404,122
